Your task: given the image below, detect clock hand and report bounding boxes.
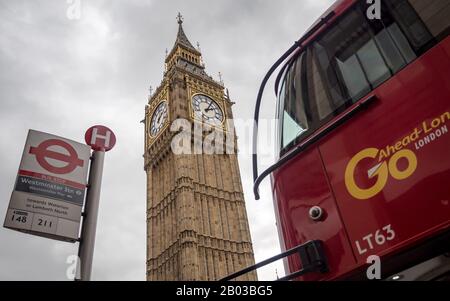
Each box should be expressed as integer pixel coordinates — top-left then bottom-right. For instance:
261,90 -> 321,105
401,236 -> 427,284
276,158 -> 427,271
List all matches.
205,101 -> 213,112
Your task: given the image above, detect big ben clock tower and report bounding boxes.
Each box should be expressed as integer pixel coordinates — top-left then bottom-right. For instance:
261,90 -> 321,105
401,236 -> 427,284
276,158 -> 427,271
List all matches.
144,14 -> 257,281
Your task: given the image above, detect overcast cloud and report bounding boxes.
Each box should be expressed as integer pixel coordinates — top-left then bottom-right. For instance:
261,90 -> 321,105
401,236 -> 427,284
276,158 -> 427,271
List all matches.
0,0 -> 335,280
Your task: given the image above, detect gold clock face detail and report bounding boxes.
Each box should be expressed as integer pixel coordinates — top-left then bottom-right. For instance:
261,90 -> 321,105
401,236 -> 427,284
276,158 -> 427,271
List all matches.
191,94 -> 224,125
149,101 -> 168,137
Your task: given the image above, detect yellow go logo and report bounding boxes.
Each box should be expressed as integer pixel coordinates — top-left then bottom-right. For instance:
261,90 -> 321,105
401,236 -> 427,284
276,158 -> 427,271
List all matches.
345,148 -> 417,200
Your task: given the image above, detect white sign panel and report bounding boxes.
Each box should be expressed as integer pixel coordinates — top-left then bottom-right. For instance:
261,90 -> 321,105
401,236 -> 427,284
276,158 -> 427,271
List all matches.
3,130 -> 91,242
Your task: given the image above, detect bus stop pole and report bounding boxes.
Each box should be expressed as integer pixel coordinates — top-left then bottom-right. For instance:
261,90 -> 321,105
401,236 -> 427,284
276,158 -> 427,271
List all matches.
76,150 -> 105,281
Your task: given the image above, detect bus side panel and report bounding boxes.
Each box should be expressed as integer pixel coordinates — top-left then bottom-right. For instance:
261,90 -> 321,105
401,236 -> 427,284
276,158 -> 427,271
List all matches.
319,38 -> 450,266
272,147 -> 356,280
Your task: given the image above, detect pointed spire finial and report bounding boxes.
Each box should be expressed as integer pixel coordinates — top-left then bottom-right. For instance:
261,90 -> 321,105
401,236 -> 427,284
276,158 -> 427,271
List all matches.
149,85 -> 153,97
218,72 -> 224,85
177,12 -> 183,25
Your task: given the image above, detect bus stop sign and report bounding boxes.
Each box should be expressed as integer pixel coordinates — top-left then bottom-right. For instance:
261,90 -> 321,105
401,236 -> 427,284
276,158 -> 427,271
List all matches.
3,130 -> 91,242
85,125 -> 116,152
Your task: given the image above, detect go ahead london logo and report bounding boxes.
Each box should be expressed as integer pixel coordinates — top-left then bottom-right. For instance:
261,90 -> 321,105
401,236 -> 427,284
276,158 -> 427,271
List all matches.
345,111 -> 450,200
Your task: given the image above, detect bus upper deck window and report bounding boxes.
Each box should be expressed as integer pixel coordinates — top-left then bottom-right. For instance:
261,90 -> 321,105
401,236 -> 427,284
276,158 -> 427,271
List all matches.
407,0 -> 450,41
276,0 -> 438,155
280,52 -> 309,150
313,8 -> 391,105
387,0 -> 435,51
309,0 -> 433,114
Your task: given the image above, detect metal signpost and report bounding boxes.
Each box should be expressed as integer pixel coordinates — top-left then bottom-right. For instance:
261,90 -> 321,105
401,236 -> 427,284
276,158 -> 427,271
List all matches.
3,130 -> 91,242
3,126 -> 116,281
76,125 -> 116,281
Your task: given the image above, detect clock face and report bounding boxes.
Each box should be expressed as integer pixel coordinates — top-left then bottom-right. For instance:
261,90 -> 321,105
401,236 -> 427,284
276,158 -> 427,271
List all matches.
149,101 -> 168,137
191,94 -> 224,125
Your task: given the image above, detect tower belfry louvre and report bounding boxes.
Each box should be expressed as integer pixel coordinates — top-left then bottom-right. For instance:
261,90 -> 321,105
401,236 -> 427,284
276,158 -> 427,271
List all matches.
144,13 -> 257,281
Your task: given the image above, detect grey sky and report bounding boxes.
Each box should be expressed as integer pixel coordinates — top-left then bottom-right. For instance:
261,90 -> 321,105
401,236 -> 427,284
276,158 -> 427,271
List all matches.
0,0 -> 335,280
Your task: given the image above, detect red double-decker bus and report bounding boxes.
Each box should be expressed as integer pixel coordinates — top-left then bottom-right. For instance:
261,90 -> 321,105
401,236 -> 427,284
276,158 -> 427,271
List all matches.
226,0 -> 450,281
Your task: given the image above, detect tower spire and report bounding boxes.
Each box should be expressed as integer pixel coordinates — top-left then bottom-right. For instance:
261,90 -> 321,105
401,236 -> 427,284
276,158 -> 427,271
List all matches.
172,12 -> 197,53
165,13 -> 205,73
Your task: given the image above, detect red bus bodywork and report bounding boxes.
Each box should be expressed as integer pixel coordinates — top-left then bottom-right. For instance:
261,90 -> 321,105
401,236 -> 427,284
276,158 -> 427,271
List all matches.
270,0 -> 450,280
